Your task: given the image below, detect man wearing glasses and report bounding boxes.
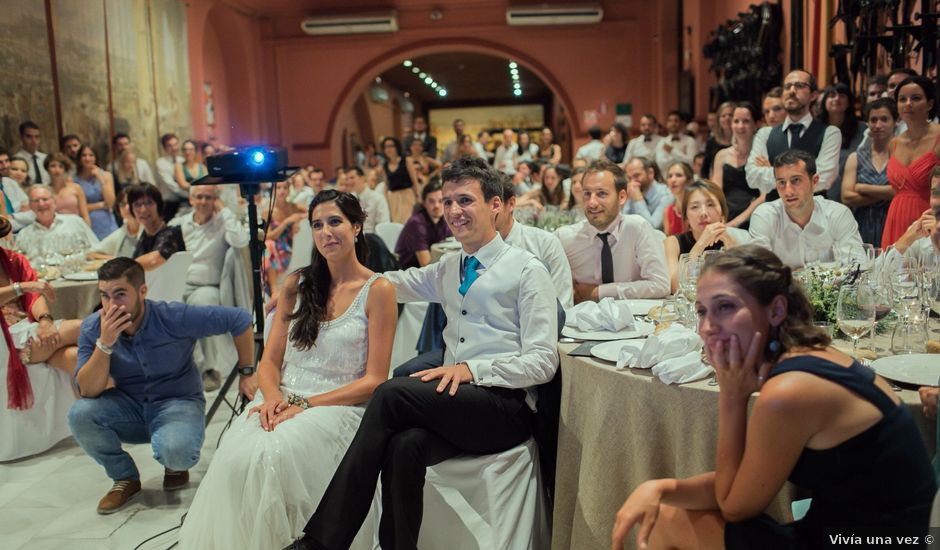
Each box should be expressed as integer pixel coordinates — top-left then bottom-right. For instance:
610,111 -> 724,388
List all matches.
746,70 -> 843,197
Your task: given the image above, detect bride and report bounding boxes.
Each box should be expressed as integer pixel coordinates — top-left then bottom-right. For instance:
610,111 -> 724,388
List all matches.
179,190 -> 397,549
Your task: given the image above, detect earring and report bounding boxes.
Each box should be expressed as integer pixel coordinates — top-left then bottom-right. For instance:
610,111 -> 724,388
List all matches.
355,235 -> 359,243
767,327 -> 782,355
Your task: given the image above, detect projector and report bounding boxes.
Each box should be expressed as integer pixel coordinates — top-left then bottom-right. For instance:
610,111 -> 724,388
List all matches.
206,146 -> 288,182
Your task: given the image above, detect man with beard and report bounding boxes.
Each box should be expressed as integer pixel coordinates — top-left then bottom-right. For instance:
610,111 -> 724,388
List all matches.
68,257 -> 257,514
747,70 -> 842,198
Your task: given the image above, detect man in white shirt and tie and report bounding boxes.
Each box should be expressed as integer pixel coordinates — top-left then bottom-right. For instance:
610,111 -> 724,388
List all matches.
287,156 -> 558,550
625,114 -> 662,163
345,166 -> 390,233
654,111 -> 697,175
746,70 -> 842,196
748,149 -> 864,268
556,159 -> 670,302
169,185 -> 249,390
14,121 -> 50,185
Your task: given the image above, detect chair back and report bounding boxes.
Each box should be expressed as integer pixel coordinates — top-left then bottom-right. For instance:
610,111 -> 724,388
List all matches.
375,222 -> 404,253
145,251 -> 194,302
286,219 -> 313,273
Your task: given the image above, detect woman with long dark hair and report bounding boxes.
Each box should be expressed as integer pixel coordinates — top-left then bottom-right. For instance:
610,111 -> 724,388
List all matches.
377,137 -> 416,224
605,122 -> 630,164
613,245 -> 935,549
180,190 -> 396,550
882,75 -> 940,246
516,164 -> 567,210
819,82 -> 867,202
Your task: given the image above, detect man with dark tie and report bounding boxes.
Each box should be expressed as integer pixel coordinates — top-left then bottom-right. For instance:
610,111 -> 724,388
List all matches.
654,110 -> 697,175
746,70 -> 842,199
402,115 -> 437,159
556,159 -> 670,302
14,121 -> 49,184
283,156 -> 559,550
625,113 -> 662,163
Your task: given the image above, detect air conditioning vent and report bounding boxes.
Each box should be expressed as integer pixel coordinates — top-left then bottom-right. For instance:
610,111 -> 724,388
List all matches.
301,11 -> 398,35
506,3 -> 603,26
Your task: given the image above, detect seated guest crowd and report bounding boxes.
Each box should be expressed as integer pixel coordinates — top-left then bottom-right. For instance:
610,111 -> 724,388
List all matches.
2,63 -> 940,550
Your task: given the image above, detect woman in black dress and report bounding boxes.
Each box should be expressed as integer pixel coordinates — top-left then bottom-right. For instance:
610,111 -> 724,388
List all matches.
712,102 -> 764,230
612,246 -> 936,550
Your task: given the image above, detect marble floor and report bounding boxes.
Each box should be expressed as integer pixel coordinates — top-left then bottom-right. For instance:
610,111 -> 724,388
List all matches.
0,384 -> 242,550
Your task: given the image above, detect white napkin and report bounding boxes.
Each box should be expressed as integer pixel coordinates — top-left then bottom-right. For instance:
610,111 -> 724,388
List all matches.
652,351 -> 713,384
616,325 -> 702,370
566,298 -> 635,332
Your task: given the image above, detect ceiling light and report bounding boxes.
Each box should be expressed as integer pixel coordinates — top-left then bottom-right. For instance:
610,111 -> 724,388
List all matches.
514,82 -> 521,89
412,67 -> 420,74
403,60 -> 413,67
510,68 -> 519,75
374,76 -> 382,83
424,77 -> 433,84
509,62 -> 517,69
419,72 -> 426,78
438,89 -> 447,96
513,89 -> 522,96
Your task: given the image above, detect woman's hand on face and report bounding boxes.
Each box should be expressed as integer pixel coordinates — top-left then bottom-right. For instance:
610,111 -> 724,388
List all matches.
611,480 -> 664,550
711,332 -> 770,400
918,386 -> 939,418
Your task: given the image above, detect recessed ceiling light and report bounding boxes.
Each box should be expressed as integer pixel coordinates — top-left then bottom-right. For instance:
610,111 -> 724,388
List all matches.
403,60 -> 413,67
510,68 -> 519,75
513,89 -> 522,96
509,62 -> 517,69
419,72 -> 427,78
438,89 -> 447,96
412,67 -> 420,74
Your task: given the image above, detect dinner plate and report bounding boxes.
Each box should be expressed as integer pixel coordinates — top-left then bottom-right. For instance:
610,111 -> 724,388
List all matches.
63,272 -> 98,281
590,340 -> 645,363
561,320 -> 655,341
870,354 -> 940,387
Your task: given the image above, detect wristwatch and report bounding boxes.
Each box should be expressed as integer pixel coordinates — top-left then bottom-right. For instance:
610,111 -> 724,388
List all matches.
12,283 -> 22,297
236,365 -> 256,376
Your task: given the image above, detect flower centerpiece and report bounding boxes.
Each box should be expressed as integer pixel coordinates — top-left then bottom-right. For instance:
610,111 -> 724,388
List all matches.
520,205 -> 578,232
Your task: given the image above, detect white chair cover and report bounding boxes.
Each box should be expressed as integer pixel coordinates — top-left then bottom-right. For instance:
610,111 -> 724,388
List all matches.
418,438 -> 550,549
286,219 -> 313,275
145,251 -> 194,302
374,222 -> 404,254
390,302 -> 429,373
0,332 -> 75,462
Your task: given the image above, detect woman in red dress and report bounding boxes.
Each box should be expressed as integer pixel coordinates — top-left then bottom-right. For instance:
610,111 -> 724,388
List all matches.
882,75 -> 940,246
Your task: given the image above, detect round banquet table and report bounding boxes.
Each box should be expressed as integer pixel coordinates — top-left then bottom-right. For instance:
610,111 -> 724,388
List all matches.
551,342 -> 937,550
49,277 -> 100,321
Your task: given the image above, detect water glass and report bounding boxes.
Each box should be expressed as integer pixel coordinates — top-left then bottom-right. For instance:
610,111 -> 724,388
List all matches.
802,244 -> 834,268
892,306 -> 929,354
677,255 -> 702,302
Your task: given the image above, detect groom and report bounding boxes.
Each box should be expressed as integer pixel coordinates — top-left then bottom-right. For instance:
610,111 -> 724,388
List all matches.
285,156 -> 559,549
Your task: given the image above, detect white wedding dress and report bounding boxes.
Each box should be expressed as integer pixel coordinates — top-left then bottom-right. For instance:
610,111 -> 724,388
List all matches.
179,274 -> 382,550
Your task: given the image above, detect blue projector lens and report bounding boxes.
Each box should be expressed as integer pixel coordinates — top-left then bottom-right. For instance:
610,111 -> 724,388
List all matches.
251,151 -> 265,165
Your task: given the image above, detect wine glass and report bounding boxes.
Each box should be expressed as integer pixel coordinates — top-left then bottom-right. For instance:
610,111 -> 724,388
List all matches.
837,282 -> 876,358
924,271 -> 940,335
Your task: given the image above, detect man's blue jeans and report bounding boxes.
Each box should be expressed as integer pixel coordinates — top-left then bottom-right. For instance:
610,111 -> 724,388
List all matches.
67,389 -> 205,481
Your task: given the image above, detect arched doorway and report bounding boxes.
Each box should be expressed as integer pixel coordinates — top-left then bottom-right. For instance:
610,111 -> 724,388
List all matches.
324,38 -> 578,171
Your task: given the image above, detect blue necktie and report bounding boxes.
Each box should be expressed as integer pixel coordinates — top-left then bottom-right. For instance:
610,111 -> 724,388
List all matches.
459,256 -> 481,296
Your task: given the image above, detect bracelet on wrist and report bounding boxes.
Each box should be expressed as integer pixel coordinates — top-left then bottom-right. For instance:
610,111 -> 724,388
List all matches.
12,283 -> 22,297
287,392 -> 310,410
95,339 -> 113,355
37,313 -> 54,324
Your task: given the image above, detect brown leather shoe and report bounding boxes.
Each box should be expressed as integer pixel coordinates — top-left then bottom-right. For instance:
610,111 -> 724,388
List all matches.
96,479 -> 141,515
163,468 -> 189,491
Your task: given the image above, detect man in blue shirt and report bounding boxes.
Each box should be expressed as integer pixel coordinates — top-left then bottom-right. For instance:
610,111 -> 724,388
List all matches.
68,257 -> 256,514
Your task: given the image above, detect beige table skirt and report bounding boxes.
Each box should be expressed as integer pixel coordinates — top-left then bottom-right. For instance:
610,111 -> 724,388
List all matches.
49,278 -> 99,321
551,343 -> 936,550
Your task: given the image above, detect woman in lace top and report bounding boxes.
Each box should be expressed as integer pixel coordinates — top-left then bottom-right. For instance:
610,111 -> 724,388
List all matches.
180,190 -> 396,550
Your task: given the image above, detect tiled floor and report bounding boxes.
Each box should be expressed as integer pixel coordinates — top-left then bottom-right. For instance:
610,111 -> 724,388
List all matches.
1,385 -> 241,550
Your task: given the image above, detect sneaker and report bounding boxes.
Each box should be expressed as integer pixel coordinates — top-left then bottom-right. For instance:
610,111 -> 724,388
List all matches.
96,479 -> 141,515
202,369 -> 222,392
163,468 -> 189,491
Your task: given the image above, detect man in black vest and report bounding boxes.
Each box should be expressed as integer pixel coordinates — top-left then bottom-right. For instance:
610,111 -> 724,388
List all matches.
746,70 -> 842,200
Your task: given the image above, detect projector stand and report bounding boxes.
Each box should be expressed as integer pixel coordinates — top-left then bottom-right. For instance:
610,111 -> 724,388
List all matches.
205,183 -> 269,425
